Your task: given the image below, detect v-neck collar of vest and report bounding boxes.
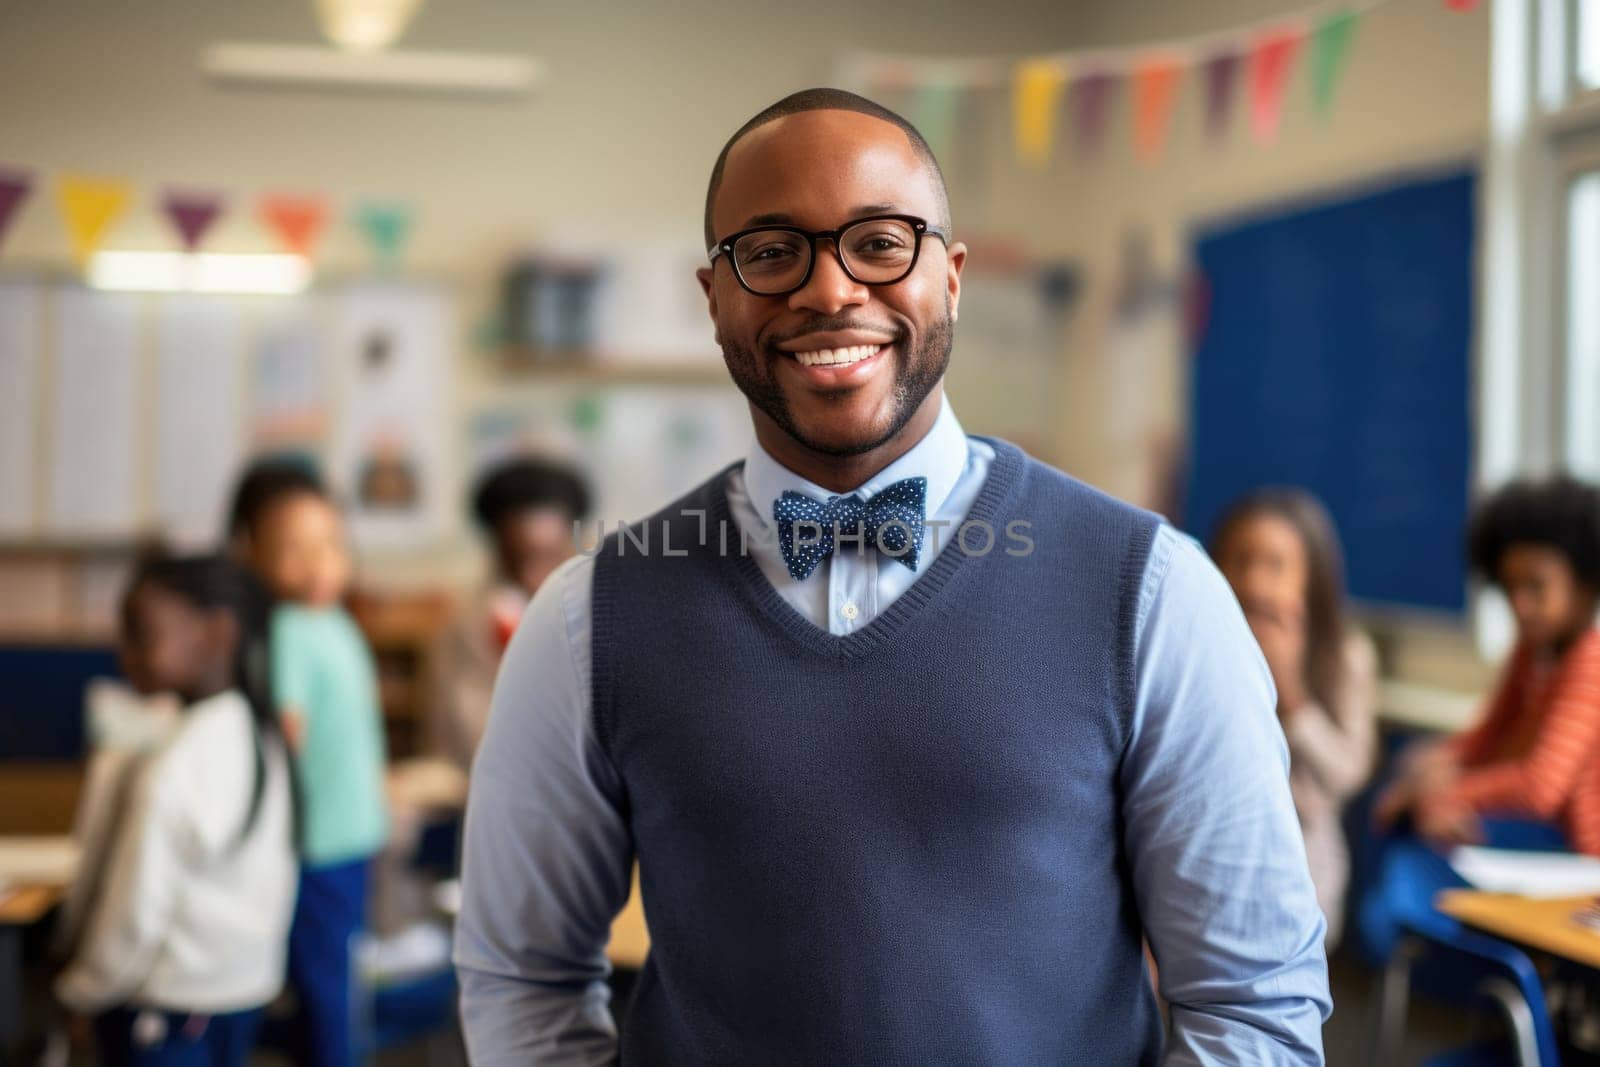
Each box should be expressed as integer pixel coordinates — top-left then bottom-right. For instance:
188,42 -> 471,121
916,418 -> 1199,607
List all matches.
708,434 -> 1026,661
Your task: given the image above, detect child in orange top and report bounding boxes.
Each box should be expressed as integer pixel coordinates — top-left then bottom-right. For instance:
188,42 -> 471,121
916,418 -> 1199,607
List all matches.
1360,475 -> 1600,963
1375,476 -> 1600,851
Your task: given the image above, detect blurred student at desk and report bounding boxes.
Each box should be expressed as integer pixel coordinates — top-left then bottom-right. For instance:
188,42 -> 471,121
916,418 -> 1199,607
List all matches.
432,457 -> 590,772
1211,488 -> 1378,950
1361,475 -> 1600,959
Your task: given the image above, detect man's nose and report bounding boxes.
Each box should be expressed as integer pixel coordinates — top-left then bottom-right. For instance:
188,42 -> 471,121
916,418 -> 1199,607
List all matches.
788,240 -> 869,315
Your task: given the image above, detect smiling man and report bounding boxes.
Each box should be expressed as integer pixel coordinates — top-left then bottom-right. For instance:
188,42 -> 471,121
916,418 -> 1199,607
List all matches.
454,89 -> 1332,1065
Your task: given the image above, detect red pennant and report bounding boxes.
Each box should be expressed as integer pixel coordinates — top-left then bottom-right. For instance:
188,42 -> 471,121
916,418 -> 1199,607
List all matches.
1444,0 -> 1478,9
163,190 -> 224,253
1249,30 -> 1303,143
259,195 -> 328,258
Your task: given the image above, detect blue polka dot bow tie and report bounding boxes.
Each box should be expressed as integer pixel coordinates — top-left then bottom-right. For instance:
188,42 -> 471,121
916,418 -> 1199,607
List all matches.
772,476 -> 928,582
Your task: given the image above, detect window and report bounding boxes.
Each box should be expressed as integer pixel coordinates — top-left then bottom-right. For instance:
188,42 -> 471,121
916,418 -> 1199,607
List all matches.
1578,0 -> 1600,89
1477,0 -> 1600,653
1566,167 -> 1600,478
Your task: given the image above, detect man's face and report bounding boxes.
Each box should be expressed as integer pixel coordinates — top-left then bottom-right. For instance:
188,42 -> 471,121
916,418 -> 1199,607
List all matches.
698,110 -> 966,457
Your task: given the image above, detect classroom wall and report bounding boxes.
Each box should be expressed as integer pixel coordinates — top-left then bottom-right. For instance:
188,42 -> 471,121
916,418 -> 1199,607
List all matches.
0,0 -> 1498,692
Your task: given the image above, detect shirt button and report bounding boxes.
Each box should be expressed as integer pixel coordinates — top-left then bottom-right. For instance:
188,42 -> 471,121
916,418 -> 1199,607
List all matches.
839,601 -> 859,621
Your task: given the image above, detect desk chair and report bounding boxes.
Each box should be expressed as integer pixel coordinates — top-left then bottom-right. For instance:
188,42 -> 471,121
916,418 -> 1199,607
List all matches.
1371,921 -> 1558,1067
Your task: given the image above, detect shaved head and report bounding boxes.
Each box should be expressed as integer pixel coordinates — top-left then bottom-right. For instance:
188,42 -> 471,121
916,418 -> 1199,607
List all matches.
703,87 -> 952,250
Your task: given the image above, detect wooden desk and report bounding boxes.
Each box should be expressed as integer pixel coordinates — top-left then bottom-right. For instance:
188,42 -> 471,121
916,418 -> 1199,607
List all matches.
608,868 -> 650,970
1437,890 -> 1600,970
0,885 -> 63,926
0,884 -> 64,1054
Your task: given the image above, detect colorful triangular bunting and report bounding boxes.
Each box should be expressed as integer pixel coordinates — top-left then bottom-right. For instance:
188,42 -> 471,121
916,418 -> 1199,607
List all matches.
1249,30 -> 1304,143
1132,57 -> 1183,162
55,174 -> 132,267
1310,11 -> 1358,117
354,202 -> 412,271
1013,59 -> 1069,167
0,169 -> 32,253
162,189 -> 224,253
1202,51 -> 1243,142
259,195 -> 329,258
1070,70 -> 1119,154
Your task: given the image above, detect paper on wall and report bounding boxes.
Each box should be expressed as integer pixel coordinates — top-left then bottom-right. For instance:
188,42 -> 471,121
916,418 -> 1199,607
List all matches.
155,296 -> 244,546
0,281 -> 42,535
46,287 -> 142,536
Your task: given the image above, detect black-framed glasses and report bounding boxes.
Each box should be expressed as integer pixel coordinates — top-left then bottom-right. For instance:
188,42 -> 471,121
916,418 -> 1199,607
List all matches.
708,214 -> 950,297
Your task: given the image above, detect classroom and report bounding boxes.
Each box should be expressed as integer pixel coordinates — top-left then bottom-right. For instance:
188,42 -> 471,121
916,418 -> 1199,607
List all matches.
1,0 -> 1598,1064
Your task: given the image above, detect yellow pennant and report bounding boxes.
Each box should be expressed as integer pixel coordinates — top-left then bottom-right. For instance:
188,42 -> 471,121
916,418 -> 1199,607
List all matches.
1013,59 -> 1068,168
55,175 -> 132,267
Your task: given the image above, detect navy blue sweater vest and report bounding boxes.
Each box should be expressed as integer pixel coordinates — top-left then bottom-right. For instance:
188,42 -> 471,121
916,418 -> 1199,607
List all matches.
592,437 -> 1163,1065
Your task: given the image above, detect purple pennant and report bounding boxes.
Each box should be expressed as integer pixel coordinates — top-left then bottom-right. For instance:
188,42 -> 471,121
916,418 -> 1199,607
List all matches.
1068,70 -> 1120,154
0,168 -> 33,251
162,190 -> 224,253
1069,71 -> 1119,154
1202,51 -> 1243,141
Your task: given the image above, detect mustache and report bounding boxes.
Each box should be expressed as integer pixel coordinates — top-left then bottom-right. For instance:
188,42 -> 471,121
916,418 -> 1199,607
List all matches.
764,315 -> 905,350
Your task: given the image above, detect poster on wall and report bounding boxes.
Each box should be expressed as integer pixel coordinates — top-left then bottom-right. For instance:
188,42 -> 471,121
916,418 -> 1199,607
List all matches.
47,287 -> 142,537
330,282 -> 453,549
250,296 -> 329,457
0,281 -> 42,536
466,384 -> 748,529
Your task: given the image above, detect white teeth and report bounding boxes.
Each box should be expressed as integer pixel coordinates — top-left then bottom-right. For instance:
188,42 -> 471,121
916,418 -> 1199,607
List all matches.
793,344 -> 884,367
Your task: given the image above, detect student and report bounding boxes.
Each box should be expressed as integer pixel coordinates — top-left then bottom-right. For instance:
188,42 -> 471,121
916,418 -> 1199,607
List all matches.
228,460 -> 389,1067
1362,474 -> 1600,958
55,553 -> 297,1066
1211,488 -> 1378,950
431,456 -> 590,770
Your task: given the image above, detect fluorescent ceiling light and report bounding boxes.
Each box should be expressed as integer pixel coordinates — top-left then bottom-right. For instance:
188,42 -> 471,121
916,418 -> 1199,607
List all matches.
201,42 -> 539,96
89,252 -> 311,295
315,0 -> 424,53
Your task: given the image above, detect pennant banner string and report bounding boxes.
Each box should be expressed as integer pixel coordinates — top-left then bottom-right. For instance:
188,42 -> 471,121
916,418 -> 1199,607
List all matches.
840,0 -> 1401,90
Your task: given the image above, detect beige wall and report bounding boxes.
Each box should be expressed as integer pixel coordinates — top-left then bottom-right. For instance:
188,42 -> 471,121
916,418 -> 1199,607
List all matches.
0,1 -> 1498,692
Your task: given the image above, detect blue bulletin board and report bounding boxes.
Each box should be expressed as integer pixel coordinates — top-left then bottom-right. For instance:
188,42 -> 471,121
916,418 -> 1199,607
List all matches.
1184,170 -> 1475,613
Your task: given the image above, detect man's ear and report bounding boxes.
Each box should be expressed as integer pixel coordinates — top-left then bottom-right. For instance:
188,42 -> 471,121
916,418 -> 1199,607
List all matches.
696,266 -> 721,337
945,241 -> 967,323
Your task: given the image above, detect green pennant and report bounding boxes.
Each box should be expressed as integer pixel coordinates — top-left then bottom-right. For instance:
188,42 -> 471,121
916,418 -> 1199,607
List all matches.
911,80 -> 961,161
354,202 -> 412,272
1310,11 -> 1358,118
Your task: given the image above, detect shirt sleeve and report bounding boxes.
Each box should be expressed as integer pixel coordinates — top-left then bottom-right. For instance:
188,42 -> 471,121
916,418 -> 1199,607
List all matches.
1282,632 -> 1379,802
271,609 -> 315,714
54,763 -> 188,1013
1436,631 -> 1600,825
1122,526 -> 1332,1066
452,553 -> 636,1066
1446,644 -> 1529,766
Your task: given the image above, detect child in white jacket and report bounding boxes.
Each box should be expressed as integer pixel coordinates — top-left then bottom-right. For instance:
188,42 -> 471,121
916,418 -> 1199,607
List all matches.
55,553 -> 298,1066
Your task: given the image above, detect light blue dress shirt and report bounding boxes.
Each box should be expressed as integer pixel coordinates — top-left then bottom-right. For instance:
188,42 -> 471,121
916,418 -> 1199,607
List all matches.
454,393 -> 1332,1065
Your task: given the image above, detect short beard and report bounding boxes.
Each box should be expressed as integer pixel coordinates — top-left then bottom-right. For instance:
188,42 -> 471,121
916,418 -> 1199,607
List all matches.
719,302 -> 954,458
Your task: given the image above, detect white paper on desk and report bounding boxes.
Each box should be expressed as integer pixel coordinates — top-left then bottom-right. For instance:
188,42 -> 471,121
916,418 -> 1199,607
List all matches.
1450,846 -> 1600,898
0,836 -> 80,895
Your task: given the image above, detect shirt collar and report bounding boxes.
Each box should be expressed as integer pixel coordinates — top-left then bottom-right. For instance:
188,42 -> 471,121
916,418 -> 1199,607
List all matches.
742,392 -> 969,528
